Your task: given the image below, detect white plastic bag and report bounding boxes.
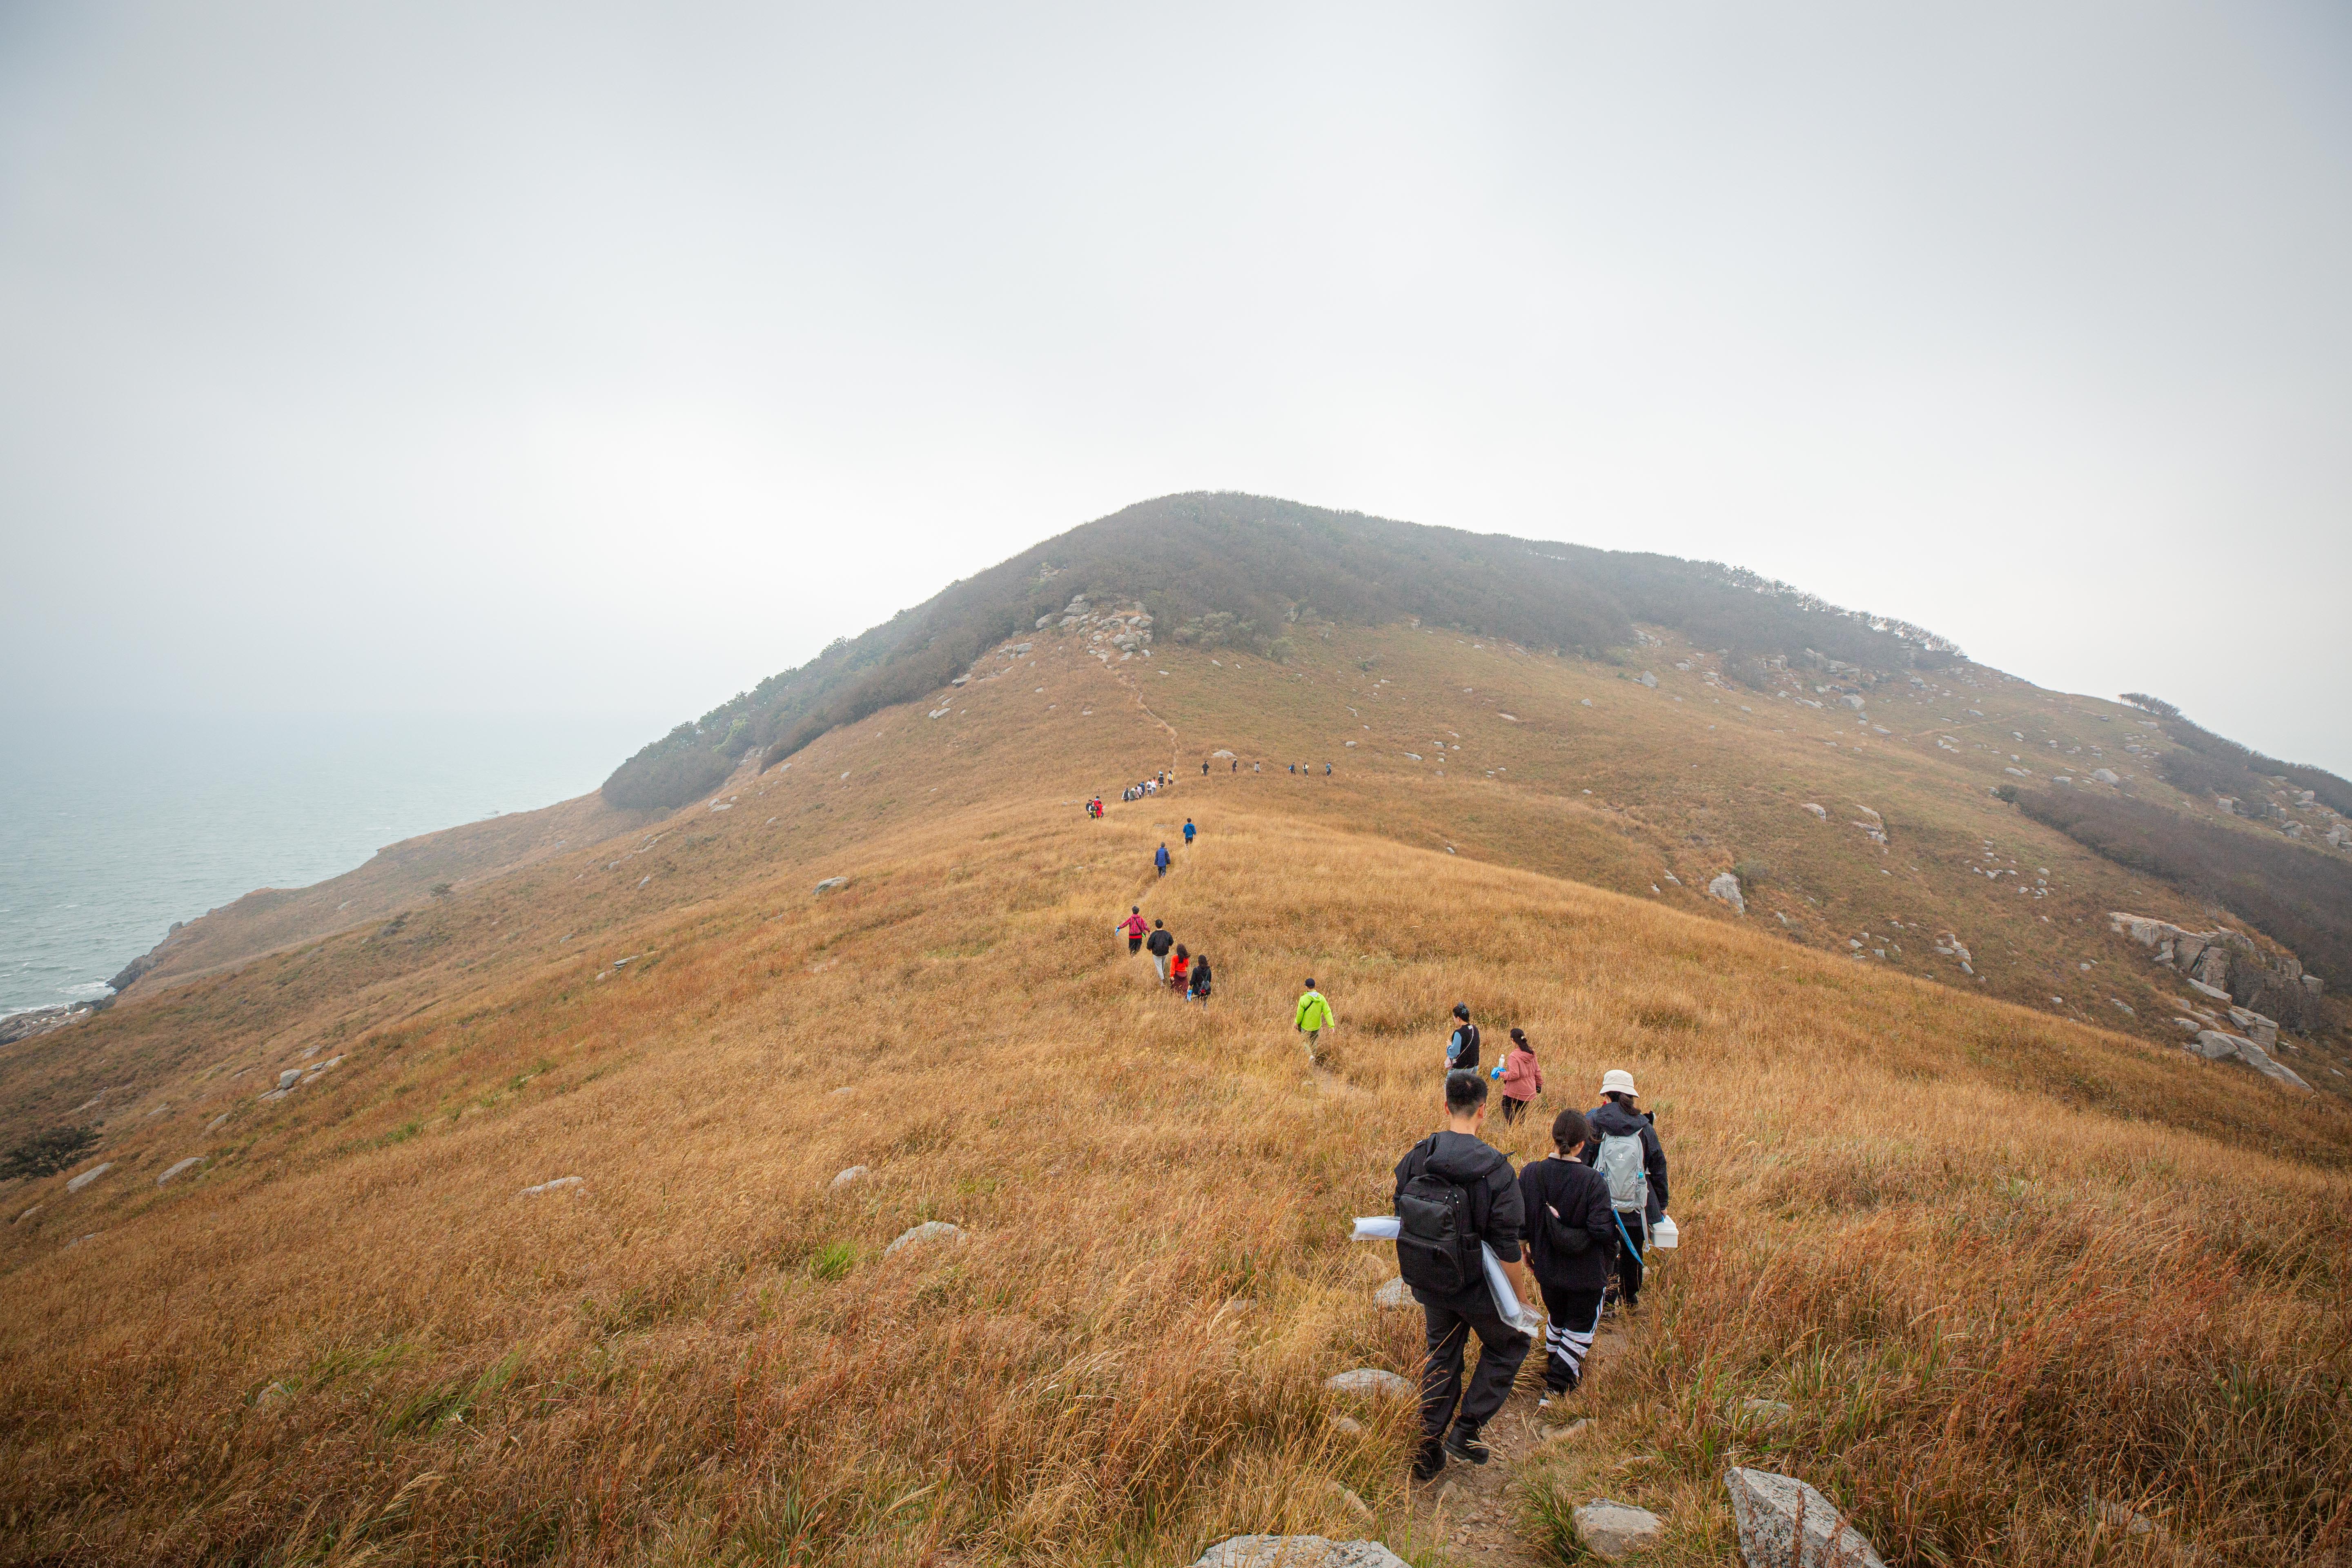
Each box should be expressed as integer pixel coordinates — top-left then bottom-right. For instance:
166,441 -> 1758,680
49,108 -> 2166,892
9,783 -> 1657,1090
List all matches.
1351,1217 -> 1540,1334
1650,1214 -> 1678,1250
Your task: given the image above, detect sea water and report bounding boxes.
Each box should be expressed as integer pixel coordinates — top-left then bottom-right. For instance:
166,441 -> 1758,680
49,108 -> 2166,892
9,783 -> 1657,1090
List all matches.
0,711 -> 667,1017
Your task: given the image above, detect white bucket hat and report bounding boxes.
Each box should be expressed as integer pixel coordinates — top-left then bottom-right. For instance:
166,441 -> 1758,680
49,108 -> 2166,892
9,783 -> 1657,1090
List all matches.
1599,1068 -> 1640,1098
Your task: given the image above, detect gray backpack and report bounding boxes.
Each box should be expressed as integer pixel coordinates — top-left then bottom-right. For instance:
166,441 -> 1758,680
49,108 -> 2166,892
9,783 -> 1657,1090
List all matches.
1596,1130 -> 1648,1215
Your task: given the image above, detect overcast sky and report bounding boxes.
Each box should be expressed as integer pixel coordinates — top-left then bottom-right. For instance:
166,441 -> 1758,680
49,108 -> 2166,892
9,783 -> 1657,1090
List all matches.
3,3 -> 2348,771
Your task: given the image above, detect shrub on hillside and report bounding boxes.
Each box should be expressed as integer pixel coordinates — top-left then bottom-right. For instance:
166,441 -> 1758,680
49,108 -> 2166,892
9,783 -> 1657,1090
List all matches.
1,1125 -> 98,1181
2012,786 -> 2352,987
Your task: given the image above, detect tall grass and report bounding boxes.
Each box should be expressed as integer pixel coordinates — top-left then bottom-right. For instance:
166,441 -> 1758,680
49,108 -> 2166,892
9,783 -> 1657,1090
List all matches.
4,649 -> 2349,1566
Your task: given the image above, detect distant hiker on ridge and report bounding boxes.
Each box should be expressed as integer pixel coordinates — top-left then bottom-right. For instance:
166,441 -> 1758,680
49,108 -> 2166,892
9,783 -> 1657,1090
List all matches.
1394,1069 -> 1529,1481
1147,920 -> 1174,982
1579,1069 -> 1668,1316
1118,907 -> 1147,955
1294,978 -> 1333,1064
1445,1004 -> 1481,1075
1154,842 -> 1171,877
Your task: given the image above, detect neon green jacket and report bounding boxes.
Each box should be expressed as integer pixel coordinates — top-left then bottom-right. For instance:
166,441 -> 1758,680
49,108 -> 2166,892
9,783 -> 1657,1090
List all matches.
1294,990 -> 1333,1031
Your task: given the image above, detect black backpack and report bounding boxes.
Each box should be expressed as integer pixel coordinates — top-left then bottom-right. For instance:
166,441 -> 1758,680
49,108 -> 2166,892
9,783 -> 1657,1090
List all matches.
1395,1141 -> 1479,1296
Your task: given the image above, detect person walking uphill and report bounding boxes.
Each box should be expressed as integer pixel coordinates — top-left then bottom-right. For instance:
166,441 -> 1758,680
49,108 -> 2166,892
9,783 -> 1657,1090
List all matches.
1183,818 -> 1196,847
1445,1004 -> 1481,1075
1154,842 -> 1171,877
1517,1107 -> 1617,1401
1497,1028 -> 1542,1125
1118,907 -> 1147,955
1578,1069 -> 1669,1314
1294,979 -> 1333,1065
1147,920 -> 1174,982
1395,1070 -> 1530,1481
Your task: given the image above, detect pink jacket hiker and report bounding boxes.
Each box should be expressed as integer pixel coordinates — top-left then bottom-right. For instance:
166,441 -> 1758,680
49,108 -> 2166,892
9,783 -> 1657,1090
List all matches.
1500,1046 -> 1542,1102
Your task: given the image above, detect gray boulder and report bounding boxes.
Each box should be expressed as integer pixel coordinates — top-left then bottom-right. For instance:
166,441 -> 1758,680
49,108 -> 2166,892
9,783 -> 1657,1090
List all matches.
1725,1468 -> 1884,1568
1574,1501 -> 1666,1560
1637,671 -> 1658,688
156,1157 -> 205,1186
814,876 -> 850,894
1324,1368 -> 1413,1399
830,1165 -> 869,1189
1188,1538 -> 1410,1568
1708,872 -> 1746,915
885,1220 -> 964,1255
1373,1276 -> 1415,1309
2089,768 -> 2120,784
65,1163 -> 113,1194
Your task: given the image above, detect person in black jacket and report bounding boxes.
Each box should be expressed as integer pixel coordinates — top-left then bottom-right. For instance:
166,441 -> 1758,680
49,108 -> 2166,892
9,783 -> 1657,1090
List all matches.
1146,920 -> 1174,983
1517,1107 -> 1618,1400
1577,1069 -> 1668,1313
1444,1003 -> 1480,1075
1393,1069 -> 1529,1481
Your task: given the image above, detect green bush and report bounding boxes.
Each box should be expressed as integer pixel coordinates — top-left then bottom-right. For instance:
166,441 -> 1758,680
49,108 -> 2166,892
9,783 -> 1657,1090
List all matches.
1,1125 -> 99,1180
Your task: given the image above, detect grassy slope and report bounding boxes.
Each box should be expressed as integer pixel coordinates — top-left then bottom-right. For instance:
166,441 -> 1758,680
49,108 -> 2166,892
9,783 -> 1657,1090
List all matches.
4,633 -> 2350,1567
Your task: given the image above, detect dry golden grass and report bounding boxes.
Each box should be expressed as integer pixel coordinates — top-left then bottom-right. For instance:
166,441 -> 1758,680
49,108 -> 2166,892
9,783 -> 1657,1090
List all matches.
4,634 -> 2348,1566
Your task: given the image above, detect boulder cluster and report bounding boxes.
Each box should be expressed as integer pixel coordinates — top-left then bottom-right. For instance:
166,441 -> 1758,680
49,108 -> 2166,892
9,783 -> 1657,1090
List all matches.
2109,913 -> 2316,1090
2106,912 -> 2322,1030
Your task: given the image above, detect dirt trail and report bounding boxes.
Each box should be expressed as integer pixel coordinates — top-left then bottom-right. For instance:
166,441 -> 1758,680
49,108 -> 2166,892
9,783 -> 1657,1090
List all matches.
1403,1311 -> 1626,1565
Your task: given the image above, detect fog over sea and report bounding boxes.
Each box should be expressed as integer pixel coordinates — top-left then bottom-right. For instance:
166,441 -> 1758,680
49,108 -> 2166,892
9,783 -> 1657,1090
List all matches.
0,712 -> 667,1017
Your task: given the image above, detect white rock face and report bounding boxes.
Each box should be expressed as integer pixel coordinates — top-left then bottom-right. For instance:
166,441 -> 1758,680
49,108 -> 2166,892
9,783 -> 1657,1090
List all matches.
1373,1276 -> 1415,1309
275,1069 -> 301,1090
1708,873 -> 1746,915
520,1176 -> 583,1196
1573,1501 -> 1666,1560
2090,768 -> 2120,784
1637,671 -> 1658,688
885,1220 -> 964,1255
830,1165 -> 869,1189
65,1163 -> 112,1194
1189,1538 -> 1410,1568
156,1157 -> 205,1186
1725,1467 -> 1885,1568
813,876 -> 850,894
1323,1368 -> 1414,1399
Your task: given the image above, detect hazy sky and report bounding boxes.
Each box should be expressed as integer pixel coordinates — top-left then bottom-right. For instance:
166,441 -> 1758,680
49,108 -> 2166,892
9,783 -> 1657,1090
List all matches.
4,4 -> 2348,771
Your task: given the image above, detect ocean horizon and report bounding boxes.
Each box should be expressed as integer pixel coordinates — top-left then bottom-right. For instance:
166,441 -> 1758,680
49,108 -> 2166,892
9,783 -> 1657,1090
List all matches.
0,709 -> 670,1017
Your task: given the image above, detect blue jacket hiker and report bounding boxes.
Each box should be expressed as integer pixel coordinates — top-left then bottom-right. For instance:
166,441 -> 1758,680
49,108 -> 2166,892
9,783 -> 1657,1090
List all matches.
1154,843 -> 1171,876
1183,819 -> 1196,846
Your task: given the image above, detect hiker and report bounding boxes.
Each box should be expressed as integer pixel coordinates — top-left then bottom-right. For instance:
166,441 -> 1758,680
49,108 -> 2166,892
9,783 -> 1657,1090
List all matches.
1154,843 -> 1171,877
1497,1028 -> 1542,1125
1118,907 -> 1147,954
1289,763 -> 1296,774
1254,762 -> 1261,773
1394,1070 -> 1530,1480
1202,760 -> 1209,775
1188,953 -> 1212,1005
1578,1070 -> 1669,1315
1517,1107 -> 1617,1403
1445,1004 -> 1481,1075
1169,945 -> 1191,994
1231,759 -> 1238,773
1325,762 -> 1331,776
1146,920 -> 1175,981
1294,979 -> 1333,1063
1183,818 -> 1196,847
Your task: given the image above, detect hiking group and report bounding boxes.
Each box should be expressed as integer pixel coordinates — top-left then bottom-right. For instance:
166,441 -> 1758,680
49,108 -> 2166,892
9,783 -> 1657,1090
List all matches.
1392,1056 -> 1669,1482
1115,906 -> 1211,1004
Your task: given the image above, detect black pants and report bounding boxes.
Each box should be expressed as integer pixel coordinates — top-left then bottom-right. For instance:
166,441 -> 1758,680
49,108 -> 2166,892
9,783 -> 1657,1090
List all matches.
1128,937 -> 1143,954
1535,1281 -> 1603,1392
1609,1213 -> 1647,1308
1499,1096 -> 1529,1125
1419,1296 -> 1531,1444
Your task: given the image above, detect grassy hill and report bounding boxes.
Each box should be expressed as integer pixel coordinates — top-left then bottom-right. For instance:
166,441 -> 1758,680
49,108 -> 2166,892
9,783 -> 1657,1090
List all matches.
7,504 -> 2352,1567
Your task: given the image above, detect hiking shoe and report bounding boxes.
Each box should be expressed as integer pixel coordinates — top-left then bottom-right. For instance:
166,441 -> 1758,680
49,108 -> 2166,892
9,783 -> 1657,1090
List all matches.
1442,1425 -> 1491,1466
1410,1442 -> 1447,1483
